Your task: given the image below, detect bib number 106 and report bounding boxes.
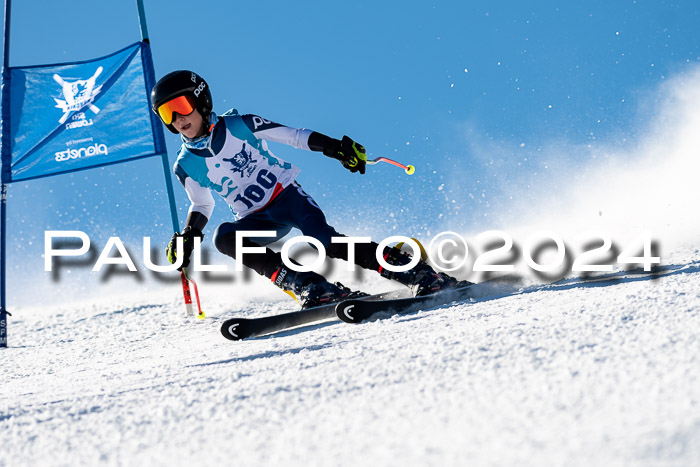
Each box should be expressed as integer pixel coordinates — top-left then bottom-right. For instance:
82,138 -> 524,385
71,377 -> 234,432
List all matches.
233,169 -> 278,209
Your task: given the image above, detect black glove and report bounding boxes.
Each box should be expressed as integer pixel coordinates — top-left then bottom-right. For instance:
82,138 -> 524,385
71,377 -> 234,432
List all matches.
323,135 -> 367,174
166,226 -> 203,270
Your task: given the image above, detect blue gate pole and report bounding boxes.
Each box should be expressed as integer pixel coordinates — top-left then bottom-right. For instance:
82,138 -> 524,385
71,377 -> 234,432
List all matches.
1,0 -> 12,348
136,0 -> 179,233
136,0 -> 150,44
1,183 -> 7,348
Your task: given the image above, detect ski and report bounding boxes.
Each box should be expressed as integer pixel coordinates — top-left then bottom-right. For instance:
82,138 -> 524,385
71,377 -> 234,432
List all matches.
335,284 -> 478,324
221,291 -> 400,341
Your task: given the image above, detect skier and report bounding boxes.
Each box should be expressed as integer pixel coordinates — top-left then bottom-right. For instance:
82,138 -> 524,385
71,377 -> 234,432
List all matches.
151,70 -> 468,309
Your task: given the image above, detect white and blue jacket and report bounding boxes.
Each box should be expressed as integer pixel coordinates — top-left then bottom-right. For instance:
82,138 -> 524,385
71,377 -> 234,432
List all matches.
174,109 -> 314,220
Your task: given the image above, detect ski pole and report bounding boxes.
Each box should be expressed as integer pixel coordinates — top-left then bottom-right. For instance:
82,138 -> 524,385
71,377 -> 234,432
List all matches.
179,270 -> 194,317
367,157 -> 415,175
182,268 -> 206,319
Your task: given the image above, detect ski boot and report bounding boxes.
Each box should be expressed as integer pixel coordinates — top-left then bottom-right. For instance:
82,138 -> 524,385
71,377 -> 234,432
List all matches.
379,246 -> 472,297
271,265 -> 367,309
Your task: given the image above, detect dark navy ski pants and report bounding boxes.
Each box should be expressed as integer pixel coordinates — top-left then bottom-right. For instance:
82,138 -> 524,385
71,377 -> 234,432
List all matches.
213,182 -> 381,279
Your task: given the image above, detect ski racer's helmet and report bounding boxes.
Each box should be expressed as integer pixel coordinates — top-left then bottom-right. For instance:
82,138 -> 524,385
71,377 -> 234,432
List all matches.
151,70 -> 213,134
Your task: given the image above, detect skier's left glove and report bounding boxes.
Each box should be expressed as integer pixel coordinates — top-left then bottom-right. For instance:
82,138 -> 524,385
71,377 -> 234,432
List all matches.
166,226 -> 203,271
324,136 -> 367,174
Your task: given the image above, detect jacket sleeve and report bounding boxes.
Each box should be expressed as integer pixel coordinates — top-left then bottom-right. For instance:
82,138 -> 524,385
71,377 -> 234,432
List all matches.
184,177 -> 215,219
241,114 -> 314,150
174,161 -> 215,219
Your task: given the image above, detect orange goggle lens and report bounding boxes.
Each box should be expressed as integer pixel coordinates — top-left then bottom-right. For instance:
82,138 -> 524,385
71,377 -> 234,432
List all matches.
157,95 -> 195,125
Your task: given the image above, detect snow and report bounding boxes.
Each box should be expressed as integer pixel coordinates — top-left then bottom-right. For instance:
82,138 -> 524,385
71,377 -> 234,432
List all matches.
2,252 -> 699,466
3,59 -> 700,467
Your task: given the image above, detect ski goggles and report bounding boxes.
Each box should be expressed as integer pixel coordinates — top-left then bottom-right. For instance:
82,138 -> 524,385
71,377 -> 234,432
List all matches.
156,95 -> 196,125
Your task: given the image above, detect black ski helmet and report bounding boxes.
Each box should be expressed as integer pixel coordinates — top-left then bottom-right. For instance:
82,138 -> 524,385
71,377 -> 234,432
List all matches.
151,70 -> 213,134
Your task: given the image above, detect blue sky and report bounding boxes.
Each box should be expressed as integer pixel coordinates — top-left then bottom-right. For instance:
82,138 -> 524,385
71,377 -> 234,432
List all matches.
3,0 -> 700,304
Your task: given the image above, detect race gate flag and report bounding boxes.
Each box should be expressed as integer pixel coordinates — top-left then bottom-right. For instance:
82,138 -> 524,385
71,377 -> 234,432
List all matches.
0,35 -> 180,348
1,41 -> 166,182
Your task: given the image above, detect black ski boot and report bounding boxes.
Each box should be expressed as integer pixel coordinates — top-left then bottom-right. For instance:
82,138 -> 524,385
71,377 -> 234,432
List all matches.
379,247 -> 472,297
271,265 -> 367,309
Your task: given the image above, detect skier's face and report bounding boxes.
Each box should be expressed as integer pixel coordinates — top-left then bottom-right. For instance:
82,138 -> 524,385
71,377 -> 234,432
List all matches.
172,108 -> 205,139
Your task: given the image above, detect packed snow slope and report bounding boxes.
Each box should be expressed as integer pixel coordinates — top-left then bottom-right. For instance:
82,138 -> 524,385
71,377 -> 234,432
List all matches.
2,248 -> 699,467
3,65 -> 700,467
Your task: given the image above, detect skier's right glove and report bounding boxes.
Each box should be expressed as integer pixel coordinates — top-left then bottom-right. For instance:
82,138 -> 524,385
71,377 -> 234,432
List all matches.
323,136 -> 367,174
166,226 -> 203,270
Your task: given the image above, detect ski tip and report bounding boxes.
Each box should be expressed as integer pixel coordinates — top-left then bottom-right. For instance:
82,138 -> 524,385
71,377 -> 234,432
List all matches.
335,299 -> 365,324
221,319 -> 248,341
